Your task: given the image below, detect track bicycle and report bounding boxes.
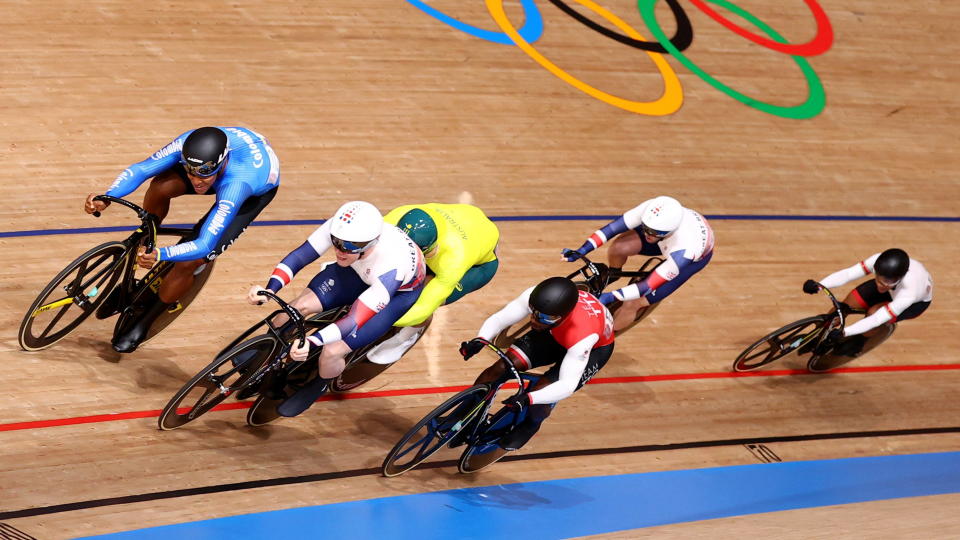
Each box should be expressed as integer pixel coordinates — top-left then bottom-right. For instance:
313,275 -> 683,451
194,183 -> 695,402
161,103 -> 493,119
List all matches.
18,195 -> 215,352
158,290 -> 424,429
382,338 -> 547,476
494,252 -> 663,349
732,283 -> 896,373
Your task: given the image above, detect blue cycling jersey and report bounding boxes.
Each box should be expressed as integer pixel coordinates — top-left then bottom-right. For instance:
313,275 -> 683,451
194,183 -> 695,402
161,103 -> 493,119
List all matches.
105,127 -> 280,262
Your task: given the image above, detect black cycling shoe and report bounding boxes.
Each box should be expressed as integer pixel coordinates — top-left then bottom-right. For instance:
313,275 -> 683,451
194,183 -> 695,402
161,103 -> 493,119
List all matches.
497,420 -> 540,452
112,301 -> 171,353
95,287 -> 124,320
277,376 -> 329,417
835,335 -> 867,358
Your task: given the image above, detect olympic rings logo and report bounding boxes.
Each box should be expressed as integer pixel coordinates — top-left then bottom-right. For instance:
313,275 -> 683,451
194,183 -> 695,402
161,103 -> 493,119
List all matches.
406,0 -> 833,119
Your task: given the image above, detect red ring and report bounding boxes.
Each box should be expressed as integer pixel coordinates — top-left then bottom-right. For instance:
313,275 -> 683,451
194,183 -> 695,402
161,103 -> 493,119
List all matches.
688,0 -> 833,56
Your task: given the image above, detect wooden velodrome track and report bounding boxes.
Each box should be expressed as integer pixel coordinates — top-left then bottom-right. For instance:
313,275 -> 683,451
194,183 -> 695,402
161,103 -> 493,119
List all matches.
1,1 -> 958,537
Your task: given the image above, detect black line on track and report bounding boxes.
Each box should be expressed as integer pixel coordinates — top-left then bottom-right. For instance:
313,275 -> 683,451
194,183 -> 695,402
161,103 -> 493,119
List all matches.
3,425 -> 959,520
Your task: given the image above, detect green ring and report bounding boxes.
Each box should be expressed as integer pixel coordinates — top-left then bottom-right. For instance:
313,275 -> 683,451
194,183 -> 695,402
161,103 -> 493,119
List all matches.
637,0 -> 826,119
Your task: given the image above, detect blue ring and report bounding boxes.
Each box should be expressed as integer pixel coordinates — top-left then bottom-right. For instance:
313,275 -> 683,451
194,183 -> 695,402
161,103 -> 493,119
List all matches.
406,0 -> 543,45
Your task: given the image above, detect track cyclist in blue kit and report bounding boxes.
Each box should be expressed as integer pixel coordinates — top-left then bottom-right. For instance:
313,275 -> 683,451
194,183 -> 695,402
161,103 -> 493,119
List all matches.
84,126 -> 280,352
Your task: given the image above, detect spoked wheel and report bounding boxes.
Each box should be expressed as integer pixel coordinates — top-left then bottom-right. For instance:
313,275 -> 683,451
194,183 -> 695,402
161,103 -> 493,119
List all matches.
381,385 -> 490,477
457,407 -> 520,474
158,334 -> 278,430
19,241 -> 127,351
733,316 -> 826,372
807,324 -> 896,373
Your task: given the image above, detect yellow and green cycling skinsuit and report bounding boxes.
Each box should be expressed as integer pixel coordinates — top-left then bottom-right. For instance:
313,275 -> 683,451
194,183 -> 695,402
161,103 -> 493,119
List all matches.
385,203 -> 499,326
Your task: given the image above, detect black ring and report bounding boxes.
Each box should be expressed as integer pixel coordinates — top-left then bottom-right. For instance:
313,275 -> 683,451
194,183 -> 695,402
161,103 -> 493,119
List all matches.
548,0 -> 693,53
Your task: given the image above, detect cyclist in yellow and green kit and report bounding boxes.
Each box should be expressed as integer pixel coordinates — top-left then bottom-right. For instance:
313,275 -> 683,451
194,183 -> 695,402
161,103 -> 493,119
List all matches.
363,203 -> 500,366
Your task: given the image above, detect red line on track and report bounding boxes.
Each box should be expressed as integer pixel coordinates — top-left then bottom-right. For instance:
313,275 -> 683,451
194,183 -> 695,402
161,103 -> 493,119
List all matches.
2,364 -> 958,433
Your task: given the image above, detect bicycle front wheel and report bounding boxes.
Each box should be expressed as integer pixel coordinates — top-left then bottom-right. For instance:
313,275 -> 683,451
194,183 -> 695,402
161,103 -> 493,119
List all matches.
158,334 -> 278,430
382,384 -> 489,477
732,316 -> 825,372
19,241 -> 126,351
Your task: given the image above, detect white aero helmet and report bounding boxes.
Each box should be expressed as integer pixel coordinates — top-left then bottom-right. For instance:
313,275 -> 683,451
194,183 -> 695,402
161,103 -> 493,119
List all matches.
640,196 -> 684,239
329,201 -> 383,253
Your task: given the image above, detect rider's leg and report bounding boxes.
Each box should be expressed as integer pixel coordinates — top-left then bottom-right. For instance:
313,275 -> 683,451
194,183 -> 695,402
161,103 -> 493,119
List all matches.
613,296 -> 651,332
499,341 -> 615,451
606,231 -> 642,274
611,251 -> 713,332
443,258 -> 500,306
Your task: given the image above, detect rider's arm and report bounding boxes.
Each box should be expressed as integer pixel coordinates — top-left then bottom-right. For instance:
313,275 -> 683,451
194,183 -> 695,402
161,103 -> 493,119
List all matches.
105,135 -> 187,198
476,287 -> 535,340
156,182 -> 253,262
842,307 -> 895,337
609,250 -> 685,301
266,222 -> 332,292
574,202 -> 647,254
527,333 -> 599,405
306,270 -> 402,347
393,273 -> 456,326
819,253 -> 880,289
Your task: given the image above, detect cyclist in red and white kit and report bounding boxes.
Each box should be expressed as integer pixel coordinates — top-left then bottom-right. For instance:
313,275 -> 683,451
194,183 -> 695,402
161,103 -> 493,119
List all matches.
459,276 -> 615,451
803,248 -> 933,356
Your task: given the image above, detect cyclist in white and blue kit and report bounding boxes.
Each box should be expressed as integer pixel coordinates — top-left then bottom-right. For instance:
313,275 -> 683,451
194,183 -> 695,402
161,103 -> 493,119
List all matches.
246,201 -> 426,418
84,126 -> 280,352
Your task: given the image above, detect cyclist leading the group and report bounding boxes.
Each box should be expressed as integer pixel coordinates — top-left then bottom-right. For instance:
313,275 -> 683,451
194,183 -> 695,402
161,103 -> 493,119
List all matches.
803,248 -> 933,356
363,203 -> 500,365
84,126 -> 280,352
563,196 -> 714,330
459,276 -> 615,452
247,201 -> 426,417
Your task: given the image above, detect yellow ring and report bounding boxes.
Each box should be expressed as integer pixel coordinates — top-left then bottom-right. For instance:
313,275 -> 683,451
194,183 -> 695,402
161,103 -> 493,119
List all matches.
485,0 -> 683,115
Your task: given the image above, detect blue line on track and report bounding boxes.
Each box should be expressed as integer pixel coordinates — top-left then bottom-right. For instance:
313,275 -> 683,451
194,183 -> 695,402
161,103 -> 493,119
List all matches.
2,214 -> 957,239
80,451 -> 960,539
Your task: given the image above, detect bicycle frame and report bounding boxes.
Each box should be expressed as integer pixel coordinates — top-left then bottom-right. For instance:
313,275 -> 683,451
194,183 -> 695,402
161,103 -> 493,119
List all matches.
455,338 -> 534,446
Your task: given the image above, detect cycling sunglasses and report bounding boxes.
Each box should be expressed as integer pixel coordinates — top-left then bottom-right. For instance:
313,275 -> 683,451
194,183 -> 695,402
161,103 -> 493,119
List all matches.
181,158 -> 225,178
640,223 -> 671,239
532,310 -> 563,326
331,235 -> 378,254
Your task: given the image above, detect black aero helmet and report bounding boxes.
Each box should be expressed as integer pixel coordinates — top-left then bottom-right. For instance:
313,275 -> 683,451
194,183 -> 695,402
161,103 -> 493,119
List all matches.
874,248 -> 910,283
529,277 -> 579,325
181,127 -> 229,177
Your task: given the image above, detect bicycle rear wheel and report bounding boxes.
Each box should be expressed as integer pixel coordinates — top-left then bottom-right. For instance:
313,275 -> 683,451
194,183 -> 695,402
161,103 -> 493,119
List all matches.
19,241 -> 126,351
143,259 -> 217,343
158,334 -> 278,430
333,322 -> 430,392
381,385 -> 489,477
732,316 -> 825,372
807,323 -> 896,373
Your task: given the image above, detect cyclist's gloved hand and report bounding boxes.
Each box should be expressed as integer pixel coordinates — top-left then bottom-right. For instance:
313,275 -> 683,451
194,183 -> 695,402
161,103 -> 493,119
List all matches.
561,247 -> 588,262
502,393 -> 530,411
803,279 -> 820,295
826,328 -> 845,343
459,338 -> 486,361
